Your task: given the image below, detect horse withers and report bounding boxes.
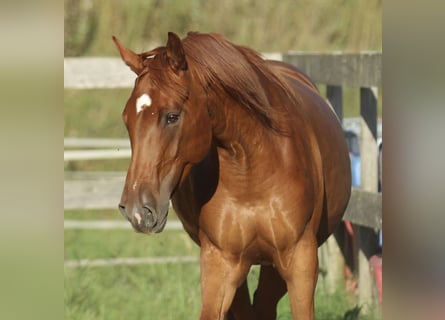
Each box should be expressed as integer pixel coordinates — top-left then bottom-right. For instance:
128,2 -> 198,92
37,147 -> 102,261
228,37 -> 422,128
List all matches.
114,32 -> 351,320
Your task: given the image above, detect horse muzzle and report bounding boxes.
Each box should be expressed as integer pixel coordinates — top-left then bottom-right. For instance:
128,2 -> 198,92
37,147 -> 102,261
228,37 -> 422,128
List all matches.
118,203 -> 169,234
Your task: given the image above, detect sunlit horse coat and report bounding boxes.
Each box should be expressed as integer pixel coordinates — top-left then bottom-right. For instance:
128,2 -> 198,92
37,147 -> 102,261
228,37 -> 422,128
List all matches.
114,32 -> 351,320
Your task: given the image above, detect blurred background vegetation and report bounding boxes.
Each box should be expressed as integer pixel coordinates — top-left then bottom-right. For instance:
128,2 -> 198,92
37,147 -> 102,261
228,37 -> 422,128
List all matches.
65,0 -> 381,56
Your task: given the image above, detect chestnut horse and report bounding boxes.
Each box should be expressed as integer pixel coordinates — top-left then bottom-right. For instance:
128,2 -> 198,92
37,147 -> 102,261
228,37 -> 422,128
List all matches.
114,32 -> 351,320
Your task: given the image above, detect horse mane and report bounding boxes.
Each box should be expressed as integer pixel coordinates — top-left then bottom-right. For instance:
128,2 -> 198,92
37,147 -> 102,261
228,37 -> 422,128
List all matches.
182,32 -> 295,134
141,32 -> 296,134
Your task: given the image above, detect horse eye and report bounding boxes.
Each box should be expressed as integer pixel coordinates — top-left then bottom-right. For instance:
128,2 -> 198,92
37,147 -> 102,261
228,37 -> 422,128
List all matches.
166,113 -> 180,125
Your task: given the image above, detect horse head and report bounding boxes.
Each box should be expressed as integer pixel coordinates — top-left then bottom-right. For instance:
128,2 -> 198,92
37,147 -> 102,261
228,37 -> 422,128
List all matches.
113,33 -> 213,233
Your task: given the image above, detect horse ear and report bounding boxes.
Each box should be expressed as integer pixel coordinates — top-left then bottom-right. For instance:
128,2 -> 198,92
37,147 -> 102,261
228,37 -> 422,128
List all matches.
112,36 -> 144,75
166,32 -> 187,71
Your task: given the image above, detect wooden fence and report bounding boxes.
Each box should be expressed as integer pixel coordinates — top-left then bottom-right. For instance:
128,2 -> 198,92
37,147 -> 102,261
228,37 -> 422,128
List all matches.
64,52 -> 382,309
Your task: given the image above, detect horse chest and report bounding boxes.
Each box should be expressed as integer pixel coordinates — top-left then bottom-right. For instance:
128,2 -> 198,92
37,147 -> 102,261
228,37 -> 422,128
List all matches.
197,198 -> 307,263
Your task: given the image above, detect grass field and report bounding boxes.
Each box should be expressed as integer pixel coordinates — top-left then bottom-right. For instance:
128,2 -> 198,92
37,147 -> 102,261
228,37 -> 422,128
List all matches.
64,209 -> 381,320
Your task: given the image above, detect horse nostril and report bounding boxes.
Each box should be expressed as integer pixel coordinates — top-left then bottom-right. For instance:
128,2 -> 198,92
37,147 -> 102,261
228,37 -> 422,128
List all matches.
118,204 -> 126,216
143,206 -> 156,226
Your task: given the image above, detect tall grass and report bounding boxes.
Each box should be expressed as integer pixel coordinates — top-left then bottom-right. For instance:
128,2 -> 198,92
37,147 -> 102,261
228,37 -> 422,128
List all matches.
65,0 -> 381,56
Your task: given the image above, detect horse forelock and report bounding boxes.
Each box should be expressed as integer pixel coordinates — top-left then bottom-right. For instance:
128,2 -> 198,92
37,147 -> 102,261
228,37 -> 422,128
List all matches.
138,48 -> 188,103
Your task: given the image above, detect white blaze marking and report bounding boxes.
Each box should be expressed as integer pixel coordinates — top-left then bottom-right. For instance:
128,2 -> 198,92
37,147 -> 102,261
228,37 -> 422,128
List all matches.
135,93 -> 152,114
132,181 -> 137,191
135,212 -> 142,224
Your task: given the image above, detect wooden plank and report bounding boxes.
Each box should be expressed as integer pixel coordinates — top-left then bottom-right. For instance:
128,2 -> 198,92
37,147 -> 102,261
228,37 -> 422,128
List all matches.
357,86 -> 379,312
64,57 -> 136,89
360,87 -> 379,194
283,52 -> 381,87
64,54 -> 282,89
64,53 -> 381,89
64,172 -> 125,210
64,171 -> 126,179
64,149 -> 131,161
64,220 -> 131,229
326,85 -> 343,122
342,117 -> 382,140
64,220 -> 183,230
344,189 -> 382,229
262,52 -> 283,61
64,138 -> 130,148
65,256 -> 199,268
360,87 -> 378,140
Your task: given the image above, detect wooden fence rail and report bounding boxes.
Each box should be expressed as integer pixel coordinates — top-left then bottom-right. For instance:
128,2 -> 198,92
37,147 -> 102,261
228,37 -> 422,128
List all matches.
64,52 -> 381,89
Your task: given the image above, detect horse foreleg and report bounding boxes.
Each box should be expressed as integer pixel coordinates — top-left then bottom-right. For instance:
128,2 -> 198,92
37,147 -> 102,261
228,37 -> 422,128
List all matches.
278,232 -> 318,320
253,265 -> 287,320
199,236 -> 251,320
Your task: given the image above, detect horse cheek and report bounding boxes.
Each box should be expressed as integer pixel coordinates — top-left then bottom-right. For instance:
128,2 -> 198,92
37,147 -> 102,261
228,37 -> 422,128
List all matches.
184,117 -> 212,164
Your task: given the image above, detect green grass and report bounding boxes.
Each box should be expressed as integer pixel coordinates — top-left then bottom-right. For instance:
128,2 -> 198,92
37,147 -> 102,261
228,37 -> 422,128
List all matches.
65,208 -> 124,221
64,89 -> 129,138
65,213 -> 202,319
65,261 -> 377,319
65,262 -> 376,320
65,263 -> 202,320
64,210 -> 381,319
64,209 -> 192,261
65,229 -> 198,261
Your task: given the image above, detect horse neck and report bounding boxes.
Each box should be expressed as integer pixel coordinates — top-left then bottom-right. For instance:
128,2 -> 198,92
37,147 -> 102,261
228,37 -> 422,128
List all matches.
208,94 -> 282,177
